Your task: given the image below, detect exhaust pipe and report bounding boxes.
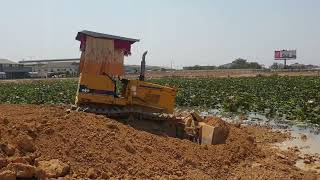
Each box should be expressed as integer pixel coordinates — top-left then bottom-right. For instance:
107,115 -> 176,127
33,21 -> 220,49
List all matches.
139,51 -> 148,81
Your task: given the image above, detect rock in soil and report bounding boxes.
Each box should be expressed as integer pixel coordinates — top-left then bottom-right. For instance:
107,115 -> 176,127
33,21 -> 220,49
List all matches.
6,163 -> 37,178
0,170 -> 15,180
0,158 -> 8,169
86,167 -> 100,179
300,134 -> 307,141
37,159 -> 70,178
15,134 -> 36,152
0,143 -> 15,156
8,156 -> 32,164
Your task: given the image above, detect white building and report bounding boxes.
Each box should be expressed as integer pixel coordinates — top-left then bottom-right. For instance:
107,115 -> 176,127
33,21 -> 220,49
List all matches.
19,58 -> 80,78
0,59 -> 31,79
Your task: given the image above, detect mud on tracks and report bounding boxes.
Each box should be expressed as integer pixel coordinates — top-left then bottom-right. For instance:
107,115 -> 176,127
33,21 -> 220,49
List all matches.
0,104 -> 318,179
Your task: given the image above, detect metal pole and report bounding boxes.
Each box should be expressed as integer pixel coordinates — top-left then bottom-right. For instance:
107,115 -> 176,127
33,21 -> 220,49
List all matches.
139,51 -> 148,81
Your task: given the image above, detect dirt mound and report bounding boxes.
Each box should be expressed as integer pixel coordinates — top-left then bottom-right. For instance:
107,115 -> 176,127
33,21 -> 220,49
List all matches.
0,104 -> 318,179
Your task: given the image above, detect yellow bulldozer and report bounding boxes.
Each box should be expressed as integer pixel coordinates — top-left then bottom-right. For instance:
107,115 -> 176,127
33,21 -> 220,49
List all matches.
75,30 -> 176,116
74,30 -> 228,145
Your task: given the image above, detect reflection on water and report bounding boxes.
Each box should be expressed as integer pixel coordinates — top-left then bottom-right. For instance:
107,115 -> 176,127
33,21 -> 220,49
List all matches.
176,107 -> 320,172
295,159 -> 320,173
278,128 -> 320,155
197,108 -> 320,154
176,107 -> 320,154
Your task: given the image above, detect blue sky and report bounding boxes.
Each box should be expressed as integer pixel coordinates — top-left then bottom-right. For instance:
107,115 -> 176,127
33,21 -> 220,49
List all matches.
0,0 -> 319,68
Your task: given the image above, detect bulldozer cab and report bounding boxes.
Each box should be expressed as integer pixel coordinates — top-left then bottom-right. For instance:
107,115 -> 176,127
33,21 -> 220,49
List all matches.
75,30 -> 176,114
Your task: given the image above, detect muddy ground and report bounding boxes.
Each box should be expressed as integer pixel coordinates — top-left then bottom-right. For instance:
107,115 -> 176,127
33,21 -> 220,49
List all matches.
0,104 -> 319,179
126,69 -> 320,79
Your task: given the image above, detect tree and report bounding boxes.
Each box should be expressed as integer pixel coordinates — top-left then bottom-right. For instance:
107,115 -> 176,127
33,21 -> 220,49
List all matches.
222,58 -> 262,69
270,62 -> 283,69
232,58 -> 247,65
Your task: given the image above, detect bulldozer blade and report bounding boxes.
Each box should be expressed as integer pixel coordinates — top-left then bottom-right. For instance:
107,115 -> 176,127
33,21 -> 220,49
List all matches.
199,122 -> 229,145
199,122 -> 215,145
191,112 -> 204,122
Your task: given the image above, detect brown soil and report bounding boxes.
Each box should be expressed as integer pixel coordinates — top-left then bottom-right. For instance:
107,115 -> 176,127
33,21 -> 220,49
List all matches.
125,69 -> 320,79
0,104 -> 319,179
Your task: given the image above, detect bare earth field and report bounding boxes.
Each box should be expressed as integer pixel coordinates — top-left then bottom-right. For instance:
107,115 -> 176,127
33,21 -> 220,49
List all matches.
0,104 -> 319,179
126,69 -> 320,79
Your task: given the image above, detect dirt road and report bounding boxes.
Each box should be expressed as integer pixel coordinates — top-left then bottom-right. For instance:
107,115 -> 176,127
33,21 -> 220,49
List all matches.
126,69 -> 320,79
0,104 -> 319,179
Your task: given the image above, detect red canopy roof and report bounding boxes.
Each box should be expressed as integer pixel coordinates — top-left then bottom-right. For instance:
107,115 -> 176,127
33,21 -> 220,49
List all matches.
76,30 -> 139,56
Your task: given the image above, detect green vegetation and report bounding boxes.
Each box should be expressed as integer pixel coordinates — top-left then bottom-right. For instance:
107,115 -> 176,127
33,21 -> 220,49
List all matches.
0,76 -> 319,124
150,76 -> 320,124
0,79 -> 77,104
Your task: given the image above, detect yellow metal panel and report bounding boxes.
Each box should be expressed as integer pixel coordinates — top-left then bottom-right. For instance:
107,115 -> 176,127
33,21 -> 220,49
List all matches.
80,36 -> 124,76
199,123 -> 215,145
77,93 -> 127,106
76,73 -> 120,105
75,73 -> 177,114
127,80 -> 177,114
79,73 -> 114,90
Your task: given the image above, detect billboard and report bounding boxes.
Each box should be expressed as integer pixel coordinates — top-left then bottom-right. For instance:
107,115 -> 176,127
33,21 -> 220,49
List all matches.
274,50 -> 296,60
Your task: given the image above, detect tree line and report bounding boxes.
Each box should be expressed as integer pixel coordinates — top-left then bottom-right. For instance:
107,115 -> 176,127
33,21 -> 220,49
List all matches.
183,58 -> 319,70
183,58 -> 263,70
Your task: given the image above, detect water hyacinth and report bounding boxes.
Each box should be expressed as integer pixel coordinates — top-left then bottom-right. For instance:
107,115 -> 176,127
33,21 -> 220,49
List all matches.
0,76 -> 319,124
150,76 -> 320,124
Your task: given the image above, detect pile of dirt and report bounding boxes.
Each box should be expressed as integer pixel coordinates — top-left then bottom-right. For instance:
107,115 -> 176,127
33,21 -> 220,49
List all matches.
0,104 -> 318,179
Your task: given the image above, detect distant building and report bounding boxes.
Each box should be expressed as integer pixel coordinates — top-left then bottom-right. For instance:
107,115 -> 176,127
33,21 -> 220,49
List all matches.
218,63 -> 233,69
0,59 -> 31,79
125,66 -> 139,74
19,58 -> 80,78
288,63 -> 319,70
18,58 -> 166,78
124,65 -> 164,74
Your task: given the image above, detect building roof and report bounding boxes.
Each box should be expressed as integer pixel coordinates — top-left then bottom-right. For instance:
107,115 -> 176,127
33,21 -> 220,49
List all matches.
76,30 -> 140,43
290,63 -> 305,67
19,58 -> 80,64
219,63 -> 233,68
0,59 -> 17,64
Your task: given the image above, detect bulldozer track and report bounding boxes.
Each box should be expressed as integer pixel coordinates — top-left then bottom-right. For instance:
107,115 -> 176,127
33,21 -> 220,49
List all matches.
76,104 -> 184,123
74,104 -> 190,140
73,103 -> 209,142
